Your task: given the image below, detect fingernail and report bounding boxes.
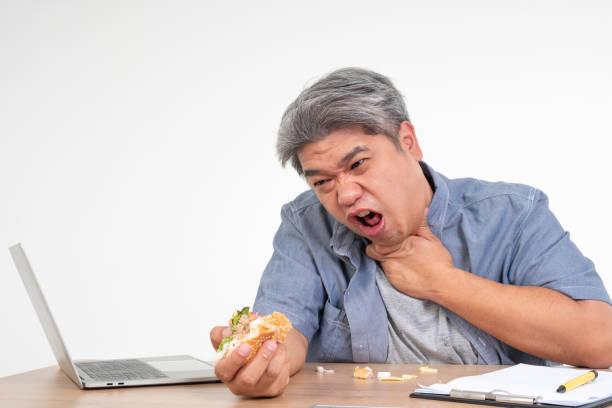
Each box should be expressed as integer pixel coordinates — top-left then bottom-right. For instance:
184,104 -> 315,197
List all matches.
266,341 -> 278,351
237,343 -> 250,357
222,327 -> 232,338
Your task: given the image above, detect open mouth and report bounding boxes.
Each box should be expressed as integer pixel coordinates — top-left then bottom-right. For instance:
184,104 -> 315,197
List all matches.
356,210 -> 382,227
351,210 -> 385,237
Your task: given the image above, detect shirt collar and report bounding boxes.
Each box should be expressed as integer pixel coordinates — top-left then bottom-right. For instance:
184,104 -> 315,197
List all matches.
329,161 -> 450,255
422,161 -> 450,238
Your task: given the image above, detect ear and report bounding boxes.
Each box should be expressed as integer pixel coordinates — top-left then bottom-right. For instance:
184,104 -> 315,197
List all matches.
398,121 -> 423,161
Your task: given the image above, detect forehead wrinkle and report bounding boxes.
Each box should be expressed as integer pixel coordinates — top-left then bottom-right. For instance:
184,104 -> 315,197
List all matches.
303,145 -> 370,179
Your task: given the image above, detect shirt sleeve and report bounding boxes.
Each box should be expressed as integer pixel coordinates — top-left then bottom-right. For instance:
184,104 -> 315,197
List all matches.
252,202 -> 326,342
508,189 -> 611,304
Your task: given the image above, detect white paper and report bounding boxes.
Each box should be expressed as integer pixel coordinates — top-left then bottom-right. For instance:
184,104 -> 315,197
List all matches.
147,359 -> 213,372
415,364 -> 612,407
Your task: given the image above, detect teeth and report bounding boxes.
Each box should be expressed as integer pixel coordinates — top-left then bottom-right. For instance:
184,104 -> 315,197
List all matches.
357,210 -> 371,217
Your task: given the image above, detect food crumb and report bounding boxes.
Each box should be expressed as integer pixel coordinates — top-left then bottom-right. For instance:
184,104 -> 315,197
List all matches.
376,371 -> 391,379
315,366 -> 335,374
402,374 -> 418,380
379,376 -> 405,382
419,366 -> 438,373
353,366 -> 373,379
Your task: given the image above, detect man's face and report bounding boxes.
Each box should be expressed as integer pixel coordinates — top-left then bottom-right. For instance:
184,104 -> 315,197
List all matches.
298,122 -> 433,246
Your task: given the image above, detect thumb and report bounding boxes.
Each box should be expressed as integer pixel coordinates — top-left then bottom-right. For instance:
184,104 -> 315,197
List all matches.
416,207 -> 435,239
366,242 -> 403,259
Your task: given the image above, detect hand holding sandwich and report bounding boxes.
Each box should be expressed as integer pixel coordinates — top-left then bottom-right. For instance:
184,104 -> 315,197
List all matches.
210,307 -> 308,397
211,327 -> 291,397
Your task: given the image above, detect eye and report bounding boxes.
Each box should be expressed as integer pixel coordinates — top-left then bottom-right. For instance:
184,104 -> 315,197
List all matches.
350,159 -> 365,170
313,179 -> 328,187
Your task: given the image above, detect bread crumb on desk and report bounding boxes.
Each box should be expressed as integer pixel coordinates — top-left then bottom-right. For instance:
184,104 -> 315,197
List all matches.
379,376 -> 405,382
353,366 -> 374,379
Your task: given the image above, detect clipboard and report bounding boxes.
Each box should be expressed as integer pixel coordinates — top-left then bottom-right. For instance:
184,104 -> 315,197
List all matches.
410,389 -> 612,408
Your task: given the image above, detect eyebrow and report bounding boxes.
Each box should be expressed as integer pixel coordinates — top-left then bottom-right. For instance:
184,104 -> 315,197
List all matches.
303,145 -> 369,178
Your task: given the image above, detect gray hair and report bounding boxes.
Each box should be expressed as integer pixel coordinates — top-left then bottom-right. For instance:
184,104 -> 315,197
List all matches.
277,67 -> 410,175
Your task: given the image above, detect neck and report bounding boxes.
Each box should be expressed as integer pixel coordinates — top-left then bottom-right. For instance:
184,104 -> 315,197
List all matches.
419,161 -> 435,207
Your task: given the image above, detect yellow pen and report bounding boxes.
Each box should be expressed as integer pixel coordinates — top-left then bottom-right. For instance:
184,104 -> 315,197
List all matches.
556,370 -> 598,393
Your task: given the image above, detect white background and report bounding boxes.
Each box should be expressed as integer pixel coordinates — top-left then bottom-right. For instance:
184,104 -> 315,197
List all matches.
1,1 -> 611,378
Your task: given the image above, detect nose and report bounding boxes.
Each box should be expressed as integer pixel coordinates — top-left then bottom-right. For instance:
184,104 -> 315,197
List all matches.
337,178 -> 363,208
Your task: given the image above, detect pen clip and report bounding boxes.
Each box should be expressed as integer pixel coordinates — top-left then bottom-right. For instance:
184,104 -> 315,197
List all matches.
450,389 -> 538,405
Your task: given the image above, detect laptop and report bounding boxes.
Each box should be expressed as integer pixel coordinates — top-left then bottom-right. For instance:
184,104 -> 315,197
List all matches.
9,243 -> 219,389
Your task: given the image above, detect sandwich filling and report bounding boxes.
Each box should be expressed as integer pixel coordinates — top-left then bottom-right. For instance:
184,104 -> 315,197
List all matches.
217,306 -> 258,354
215,307 -> 292,363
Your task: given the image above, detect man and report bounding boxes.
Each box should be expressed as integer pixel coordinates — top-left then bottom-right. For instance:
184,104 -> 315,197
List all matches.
210,68 -> 612,397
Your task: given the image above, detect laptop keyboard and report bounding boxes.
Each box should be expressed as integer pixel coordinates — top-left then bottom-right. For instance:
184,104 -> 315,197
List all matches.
75,359 -> 169,381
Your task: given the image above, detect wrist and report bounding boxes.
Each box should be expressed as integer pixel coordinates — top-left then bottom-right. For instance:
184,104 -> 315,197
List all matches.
428,266 -> 465,304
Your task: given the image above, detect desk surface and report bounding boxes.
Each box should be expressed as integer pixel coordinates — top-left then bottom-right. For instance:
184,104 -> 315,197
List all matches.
0,362 -> 513,408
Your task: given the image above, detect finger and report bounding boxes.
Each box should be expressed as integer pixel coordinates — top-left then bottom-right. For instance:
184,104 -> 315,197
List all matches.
261,359 -> 290,397
251,345 -> 290,397
210,326 -> 232,350
366,242 -> 402,259
231,358 -> 290,398
234,340 -> 279,389
239,342 -> 287,396
214,343 -> 251,383
263,342 -> 287,380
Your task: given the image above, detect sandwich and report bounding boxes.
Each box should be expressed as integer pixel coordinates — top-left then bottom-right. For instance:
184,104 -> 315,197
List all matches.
216,307 -> 292,363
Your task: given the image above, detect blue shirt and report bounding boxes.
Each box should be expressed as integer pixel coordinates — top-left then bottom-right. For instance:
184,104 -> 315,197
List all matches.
253,162 -> 611,365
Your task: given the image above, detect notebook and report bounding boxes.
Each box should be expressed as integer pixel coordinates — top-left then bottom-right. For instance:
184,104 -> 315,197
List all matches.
412,364 -> 612,407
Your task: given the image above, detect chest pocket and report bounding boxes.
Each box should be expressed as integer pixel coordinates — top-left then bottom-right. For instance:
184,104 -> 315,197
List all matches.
318,299 -> 352,362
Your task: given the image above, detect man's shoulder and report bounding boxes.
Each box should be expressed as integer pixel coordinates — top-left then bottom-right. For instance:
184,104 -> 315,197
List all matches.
284,189 -> 321,212
280,190 -> 337,232
445,174 -> 539,210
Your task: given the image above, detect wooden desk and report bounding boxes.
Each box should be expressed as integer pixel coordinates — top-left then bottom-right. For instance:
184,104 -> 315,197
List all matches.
0,362 -> 506,408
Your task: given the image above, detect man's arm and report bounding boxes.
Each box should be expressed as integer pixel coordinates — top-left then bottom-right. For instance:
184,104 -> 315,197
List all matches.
366,209 -> 612,368
432,268 -> 612,368
210,327 -> 308,397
